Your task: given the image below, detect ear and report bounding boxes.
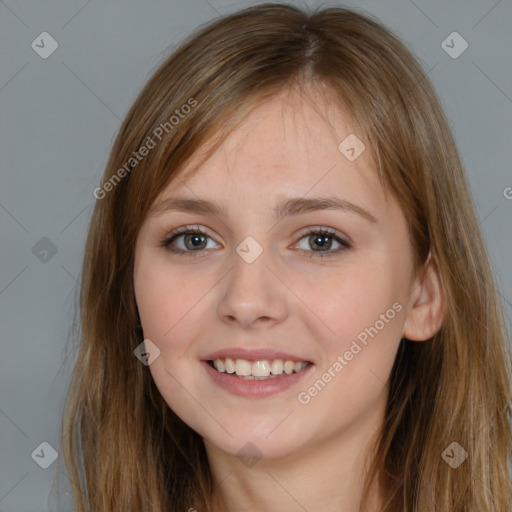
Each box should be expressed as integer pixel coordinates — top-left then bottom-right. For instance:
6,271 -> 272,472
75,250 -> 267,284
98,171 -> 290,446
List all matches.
403,252 -> 446,341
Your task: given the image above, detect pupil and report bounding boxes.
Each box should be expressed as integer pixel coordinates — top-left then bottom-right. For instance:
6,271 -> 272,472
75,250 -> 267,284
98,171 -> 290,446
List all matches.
186,234 -> 205,250
311,234 -> 330,250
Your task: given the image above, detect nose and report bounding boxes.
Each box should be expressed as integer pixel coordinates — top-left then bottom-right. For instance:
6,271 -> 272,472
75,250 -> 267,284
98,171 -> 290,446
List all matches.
216,247 -> 288,330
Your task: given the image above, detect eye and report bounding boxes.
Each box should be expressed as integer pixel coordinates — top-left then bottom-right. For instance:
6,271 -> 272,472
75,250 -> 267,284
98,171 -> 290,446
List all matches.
293,228 -> 351,259
161,225 -> 220,257
161,225 -> 351,259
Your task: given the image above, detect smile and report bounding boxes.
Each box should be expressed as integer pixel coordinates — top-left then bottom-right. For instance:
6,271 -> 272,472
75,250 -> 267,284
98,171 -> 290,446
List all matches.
208,357 -> 311,379
202,356 -> 314,398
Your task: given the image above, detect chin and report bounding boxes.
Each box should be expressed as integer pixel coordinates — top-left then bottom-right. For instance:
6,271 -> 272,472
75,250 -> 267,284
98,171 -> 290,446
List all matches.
204,432 -> 304,462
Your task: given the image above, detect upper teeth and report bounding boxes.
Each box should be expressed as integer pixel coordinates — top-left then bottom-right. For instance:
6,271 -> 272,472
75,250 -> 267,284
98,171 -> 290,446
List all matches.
212,358 -> 309,378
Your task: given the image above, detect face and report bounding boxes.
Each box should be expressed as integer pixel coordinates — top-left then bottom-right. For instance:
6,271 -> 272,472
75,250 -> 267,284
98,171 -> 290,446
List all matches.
133,88 -> 416,461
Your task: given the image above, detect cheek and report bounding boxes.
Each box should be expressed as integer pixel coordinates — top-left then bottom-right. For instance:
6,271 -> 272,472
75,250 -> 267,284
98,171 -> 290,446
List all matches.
303,262 -> 405,349
294,268 -> 404,432
298,260 -> 406,409
134,254 -> 205,342
134,257 -> 210,431
133,254 -> 216,399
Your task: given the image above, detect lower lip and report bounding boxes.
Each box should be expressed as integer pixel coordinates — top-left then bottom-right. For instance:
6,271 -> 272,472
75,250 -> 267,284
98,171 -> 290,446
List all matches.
201,361 -> 314,398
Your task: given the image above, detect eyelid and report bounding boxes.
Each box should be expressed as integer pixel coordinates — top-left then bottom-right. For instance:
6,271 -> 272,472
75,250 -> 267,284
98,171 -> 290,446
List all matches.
291,226 -> 351,258
162,224 -> 349,243
295,225 -> 352,245
161,224 -> 217,247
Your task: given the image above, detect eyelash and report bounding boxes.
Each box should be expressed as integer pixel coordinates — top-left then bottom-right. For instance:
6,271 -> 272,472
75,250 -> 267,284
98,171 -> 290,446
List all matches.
160,224 -> 351,259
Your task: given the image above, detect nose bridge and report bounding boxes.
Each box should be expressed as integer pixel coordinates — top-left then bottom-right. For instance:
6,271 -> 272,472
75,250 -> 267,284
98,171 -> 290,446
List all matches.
216,236 -> 287,328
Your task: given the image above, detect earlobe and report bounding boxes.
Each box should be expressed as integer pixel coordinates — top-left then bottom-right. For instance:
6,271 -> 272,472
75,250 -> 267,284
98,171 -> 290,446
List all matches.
402,252 -> 446,341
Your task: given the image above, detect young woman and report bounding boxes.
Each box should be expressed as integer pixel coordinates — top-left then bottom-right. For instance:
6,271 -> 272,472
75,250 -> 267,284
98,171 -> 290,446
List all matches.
59,3 -> 512,511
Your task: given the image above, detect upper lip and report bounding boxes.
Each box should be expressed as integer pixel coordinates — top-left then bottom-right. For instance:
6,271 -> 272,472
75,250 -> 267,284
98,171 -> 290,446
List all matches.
203,347 -> 312,363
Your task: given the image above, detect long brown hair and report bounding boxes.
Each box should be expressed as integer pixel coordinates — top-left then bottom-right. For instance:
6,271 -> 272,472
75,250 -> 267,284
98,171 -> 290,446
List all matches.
58,3 -> 512,510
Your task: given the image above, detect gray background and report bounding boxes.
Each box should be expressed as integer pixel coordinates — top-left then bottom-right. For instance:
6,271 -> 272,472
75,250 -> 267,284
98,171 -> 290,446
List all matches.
1,0 -> 511,510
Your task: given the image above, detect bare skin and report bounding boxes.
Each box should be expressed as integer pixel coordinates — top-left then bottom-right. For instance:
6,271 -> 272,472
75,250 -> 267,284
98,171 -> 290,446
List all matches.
133,87 -> 445,511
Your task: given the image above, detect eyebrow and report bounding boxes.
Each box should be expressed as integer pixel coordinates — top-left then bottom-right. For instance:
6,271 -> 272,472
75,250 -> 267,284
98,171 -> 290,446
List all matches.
150,196 -> 377,223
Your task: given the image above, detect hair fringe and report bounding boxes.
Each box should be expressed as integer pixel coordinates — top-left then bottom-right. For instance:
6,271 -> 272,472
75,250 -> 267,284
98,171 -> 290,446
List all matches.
58,3 -> 512,511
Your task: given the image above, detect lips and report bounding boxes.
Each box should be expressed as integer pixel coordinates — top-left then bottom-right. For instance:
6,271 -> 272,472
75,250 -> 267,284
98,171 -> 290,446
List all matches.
201,347 -> 314,397
202,360 -> 313,397
204,347 -> 311,364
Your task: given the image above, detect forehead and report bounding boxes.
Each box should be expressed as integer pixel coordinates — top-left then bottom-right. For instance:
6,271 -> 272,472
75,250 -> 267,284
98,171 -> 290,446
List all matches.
157,88 -> 383,213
